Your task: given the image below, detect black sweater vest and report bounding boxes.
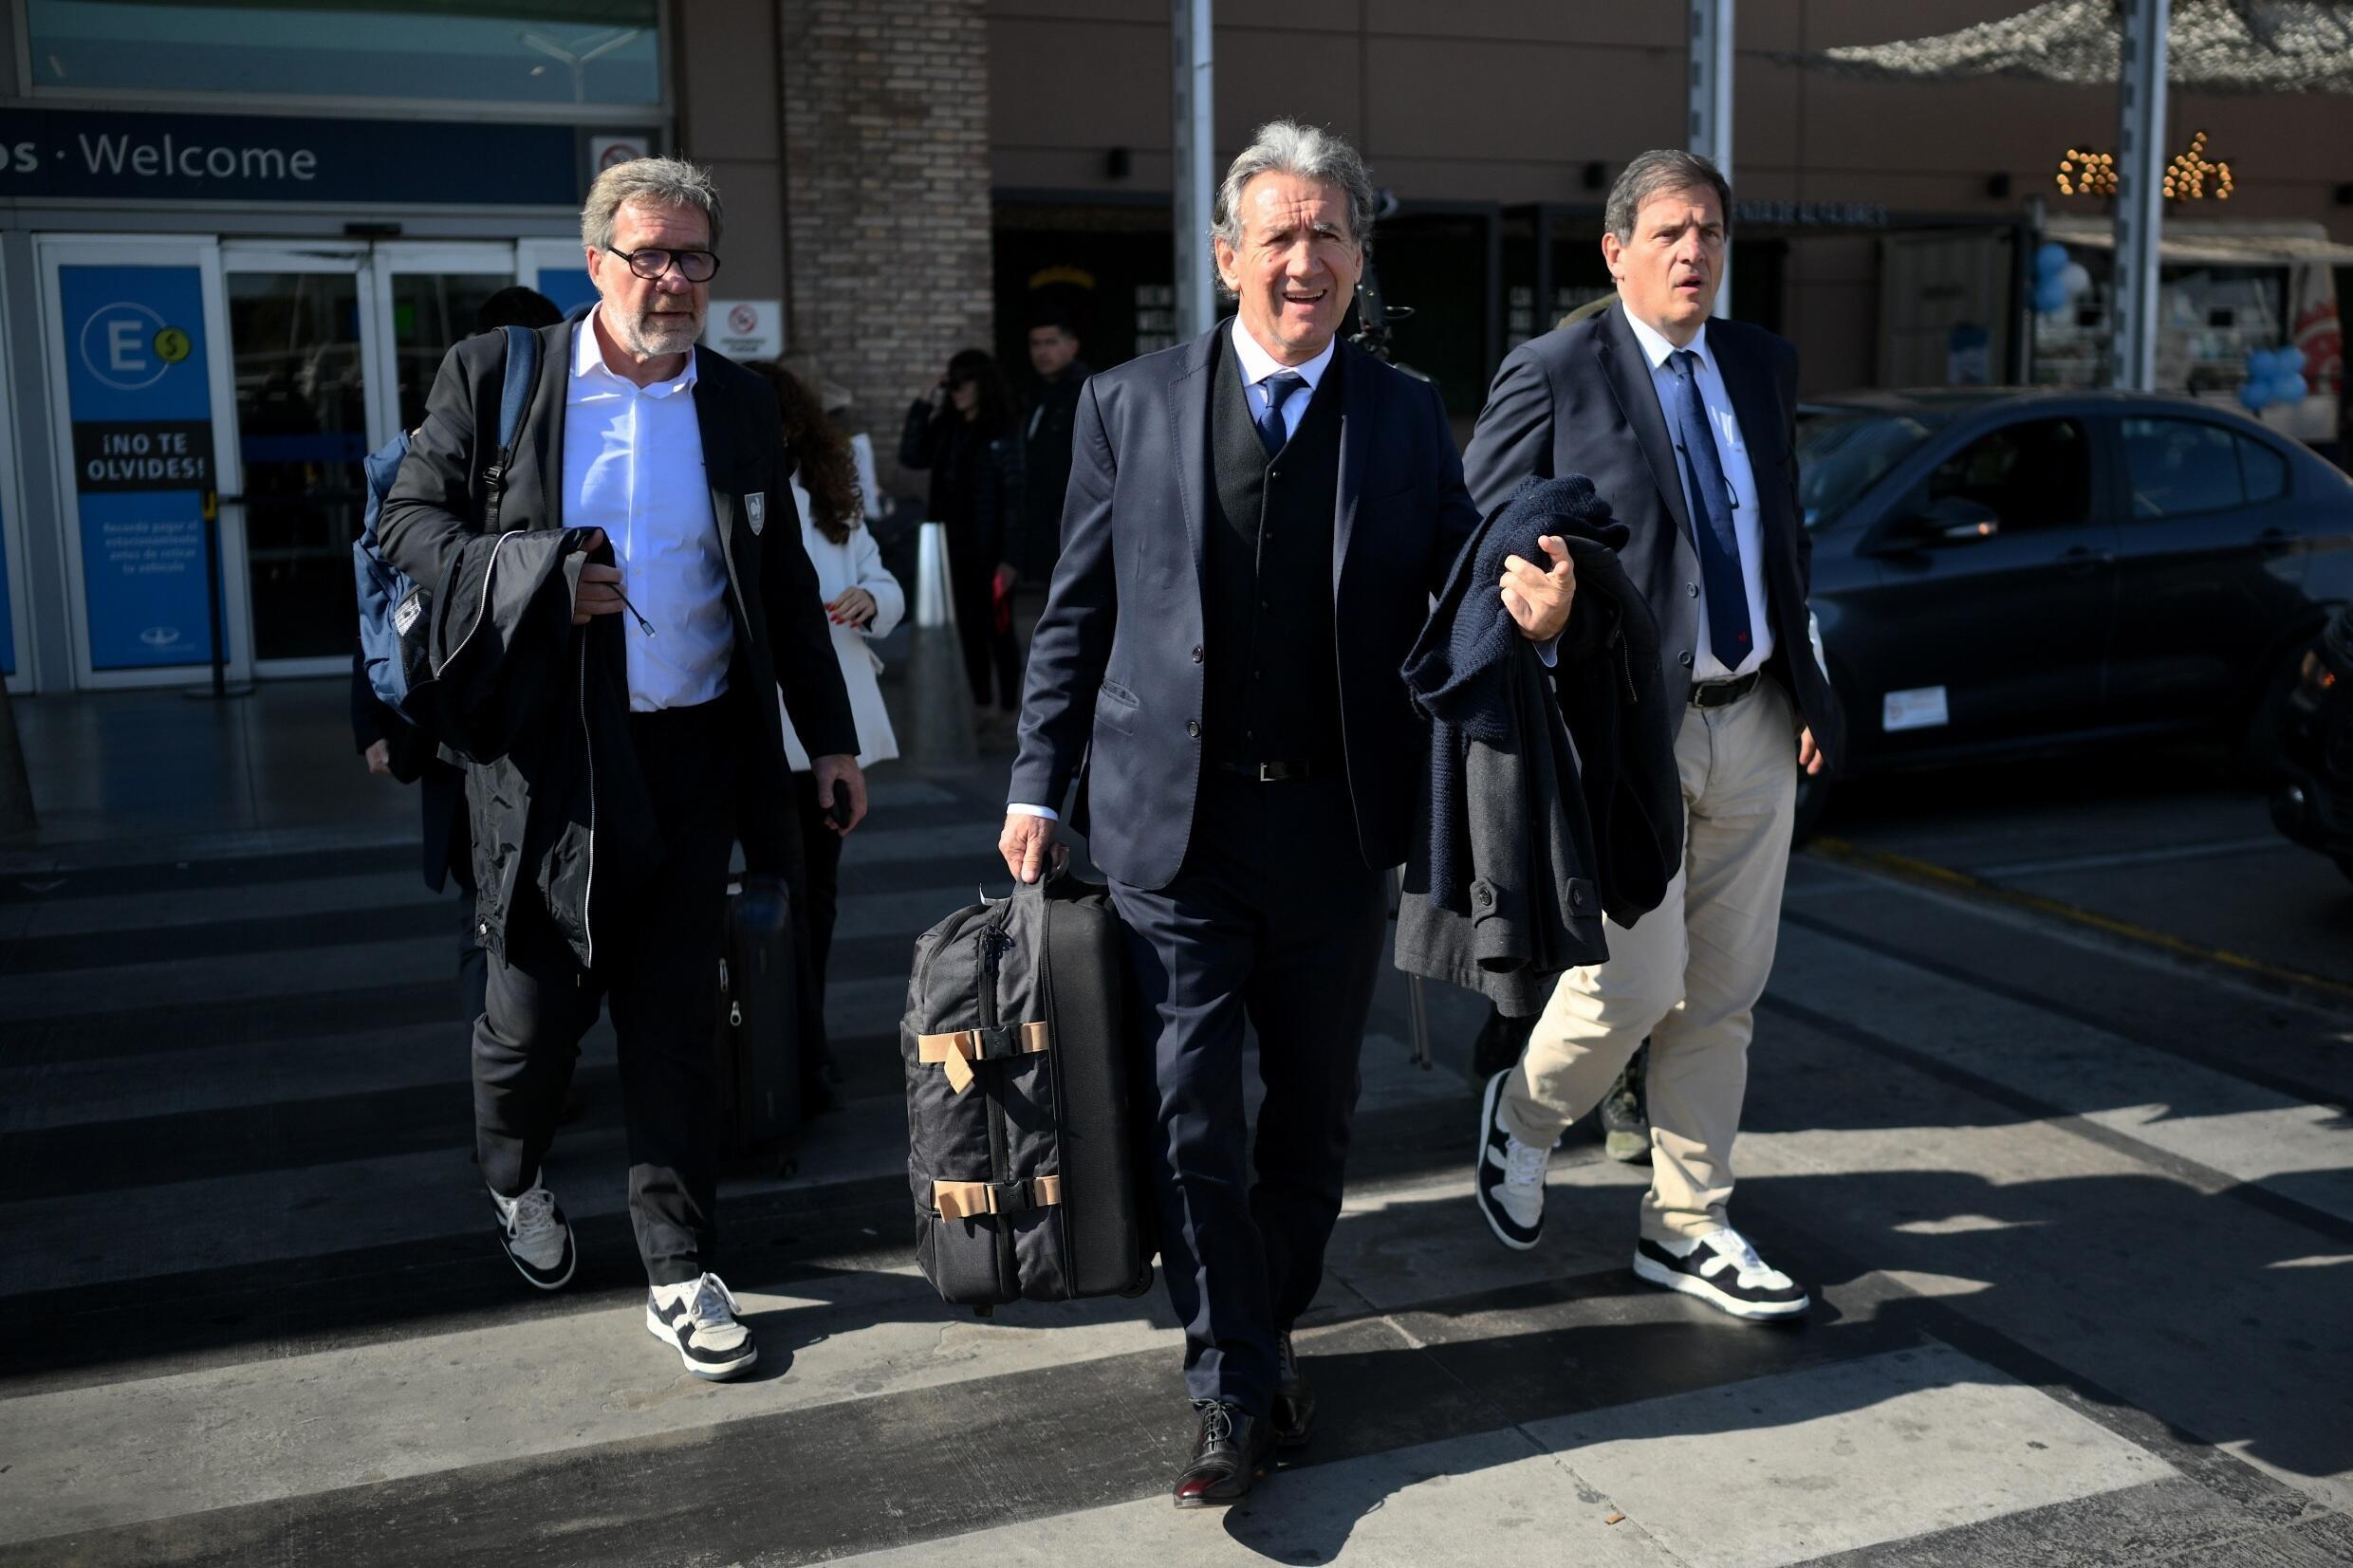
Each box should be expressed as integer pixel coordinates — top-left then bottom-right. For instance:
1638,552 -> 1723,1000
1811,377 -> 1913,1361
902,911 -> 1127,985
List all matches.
1201,334 -> 1344,770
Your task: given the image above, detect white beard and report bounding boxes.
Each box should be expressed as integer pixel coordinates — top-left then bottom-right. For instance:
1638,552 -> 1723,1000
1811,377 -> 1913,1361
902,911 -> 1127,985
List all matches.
618,307 -> 702,359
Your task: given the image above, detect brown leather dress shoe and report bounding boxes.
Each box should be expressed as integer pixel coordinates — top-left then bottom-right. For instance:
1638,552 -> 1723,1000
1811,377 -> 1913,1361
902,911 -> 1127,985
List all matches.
1269,1331 -> 1315,1450
1172,1401 -> 1274,1507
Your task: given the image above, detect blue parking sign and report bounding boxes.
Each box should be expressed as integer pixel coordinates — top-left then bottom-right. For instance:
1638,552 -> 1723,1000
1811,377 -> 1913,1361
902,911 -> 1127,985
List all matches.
59,265 -> 220,671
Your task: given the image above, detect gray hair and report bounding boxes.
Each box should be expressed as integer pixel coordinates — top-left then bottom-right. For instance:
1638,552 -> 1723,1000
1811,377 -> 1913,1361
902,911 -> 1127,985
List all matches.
1213,120 -> 1377,254
1603,150 -> 1732,245
581,156 -> 726,252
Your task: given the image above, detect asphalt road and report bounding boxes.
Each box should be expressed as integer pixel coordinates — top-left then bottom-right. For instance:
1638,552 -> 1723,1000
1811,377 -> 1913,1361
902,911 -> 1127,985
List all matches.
1812,740 -> 2353,1000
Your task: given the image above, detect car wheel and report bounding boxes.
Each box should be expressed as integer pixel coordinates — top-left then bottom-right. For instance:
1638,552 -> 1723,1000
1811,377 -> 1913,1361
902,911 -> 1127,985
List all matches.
1791,766 -> 1832,846
2236,641 -> 2309,786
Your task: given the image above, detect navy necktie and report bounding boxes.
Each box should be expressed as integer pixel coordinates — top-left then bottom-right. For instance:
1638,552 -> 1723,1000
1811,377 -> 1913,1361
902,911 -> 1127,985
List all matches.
1666,349 -> 1753,667
1255,372 -> 1305,460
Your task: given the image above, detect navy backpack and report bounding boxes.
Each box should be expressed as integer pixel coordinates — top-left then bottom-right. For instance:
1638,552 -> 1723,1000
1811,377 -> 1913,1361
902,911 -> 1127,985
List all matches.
353,323 -> 542,722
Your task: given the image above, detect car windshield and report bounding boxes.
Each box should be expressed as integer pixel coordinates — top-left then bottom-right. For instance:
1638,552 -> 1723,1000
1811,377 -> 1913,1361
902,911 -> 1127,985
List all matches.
1796,410 -> 1937,527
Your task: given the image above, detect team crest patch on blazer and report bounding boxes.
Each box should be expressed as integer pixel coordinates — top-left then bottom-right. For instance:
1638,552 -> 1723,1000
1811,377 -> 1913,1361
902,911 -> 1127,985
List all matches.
746,491 -> 767,535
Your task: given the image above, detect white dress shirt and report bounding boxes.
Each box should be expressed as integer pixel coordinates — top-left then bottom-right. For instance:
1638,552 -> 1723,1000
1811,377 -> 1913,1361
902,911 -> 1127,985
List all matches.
563,309 -> 735,712
1007,321 -> 1341,824
1621,304 -> 1773,680
1230,316 -> 1335,444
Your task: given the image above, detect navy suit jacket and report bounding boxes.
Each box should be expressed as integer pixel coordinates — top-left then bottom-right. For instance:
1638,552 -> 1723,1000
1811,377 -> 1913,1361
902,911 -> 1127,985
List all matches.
1010,323 -> 1481,892
1462,304 -> 1844,768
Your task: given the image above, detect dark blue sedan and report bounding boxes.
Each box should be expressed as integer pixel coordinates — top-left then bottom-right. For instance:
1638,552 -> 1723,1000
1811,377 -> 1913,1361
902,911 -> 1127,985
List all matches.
1795,388 -> 2353,831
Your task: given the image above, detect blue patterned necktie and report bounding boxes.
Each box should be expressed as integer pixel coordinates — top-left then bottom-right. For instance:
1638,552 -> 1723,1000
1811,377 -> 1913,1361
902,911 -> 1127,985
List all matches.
1255,371 -> 1306,460
1666,349 -> 1753,666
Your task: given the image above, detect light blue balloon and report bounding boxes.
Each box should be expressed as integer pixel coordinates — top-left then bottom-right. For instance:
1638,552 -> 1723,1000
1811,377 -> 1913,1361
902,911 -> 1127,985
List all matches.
2238,379 -> 2270,412
2035,242 -> 2070,278
2248,349 -> 2273,378
2035,277 -> 2071,313
2270,372 -> 2307,405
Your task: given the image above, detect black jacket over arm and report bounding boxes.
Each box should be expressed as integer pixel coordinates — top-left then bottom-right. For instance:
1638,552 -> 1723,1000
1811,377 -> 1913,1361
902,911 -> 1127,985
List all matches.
1395,475 -> 1681,1013
1462,305 -> 1844,768
1008,324 -> 1479,891
377,318 -> 857,961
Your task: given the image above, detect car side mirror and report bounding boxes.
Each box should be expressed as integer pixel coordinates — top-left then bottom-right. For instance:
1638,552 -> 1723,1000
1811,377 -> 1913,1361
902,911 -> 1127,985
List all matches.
1864,496 -> 2001,555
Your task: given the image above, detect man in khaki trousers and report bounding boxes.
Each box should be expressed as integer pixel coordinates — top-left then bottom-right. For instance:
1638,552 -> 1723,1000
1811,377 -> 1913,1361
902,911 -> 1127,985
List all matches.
1459,150 -> 1844,1319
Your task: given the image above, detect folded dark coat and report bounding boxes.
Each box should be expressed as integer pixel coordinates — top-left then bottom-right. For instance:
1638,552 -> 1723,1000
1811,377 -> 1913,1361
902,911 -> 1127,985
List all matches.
418,524 -> 660,970
1395,474 -> 1682,1015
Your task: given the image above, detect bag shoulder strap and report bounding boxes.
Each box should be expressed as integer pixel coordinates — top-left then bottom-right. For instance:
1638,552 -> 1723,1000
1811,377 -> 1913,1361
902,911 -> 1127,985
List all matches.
493,323 -> 542,465
480,324 -> 544,533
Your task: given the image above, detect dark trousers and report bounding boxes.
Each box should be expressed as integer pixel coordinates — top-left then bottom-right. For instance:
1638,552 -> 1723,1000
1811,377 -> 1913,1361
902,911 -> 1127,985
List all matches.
789,769 -> 845,1026
1109,768 -> 1387,1415
455,892 -> 487,1035
473,700 -> 738,1286
949,541 -> 1022,711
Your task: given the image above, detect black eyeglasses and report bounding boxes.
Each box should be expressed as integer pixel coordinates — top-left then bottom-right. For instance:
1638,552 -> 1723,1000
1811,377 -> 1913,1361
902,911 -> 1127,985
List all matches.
605,246 -> 721,284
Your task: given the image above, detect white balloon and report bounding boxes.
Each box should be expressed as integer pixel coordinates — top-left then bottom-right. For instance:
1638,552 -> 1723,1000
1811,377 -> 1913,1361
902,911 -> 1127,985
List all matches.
2060,263 -> 2092,298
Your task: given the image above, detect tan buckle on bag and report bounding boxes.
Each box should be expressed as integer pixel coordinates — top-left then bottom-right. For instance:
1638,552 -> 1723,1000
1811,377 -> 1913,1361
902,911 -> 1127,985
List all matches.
933,1173 -> 1064,1220
917,1021 -> 1050,1094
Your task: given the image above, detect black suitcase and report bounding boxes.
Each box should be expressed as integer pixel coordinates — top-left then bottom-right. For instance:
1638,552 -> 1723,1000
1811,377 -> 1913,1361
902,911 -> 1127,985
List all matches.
901,875 -> 1154,1312
714,872 -> 802,1177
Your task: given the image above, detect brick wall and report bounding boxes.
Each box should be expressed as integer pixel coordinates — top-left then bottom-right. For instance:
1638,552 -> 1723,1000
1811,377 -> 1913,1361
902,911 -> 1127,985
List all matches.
780,0 -> 995,504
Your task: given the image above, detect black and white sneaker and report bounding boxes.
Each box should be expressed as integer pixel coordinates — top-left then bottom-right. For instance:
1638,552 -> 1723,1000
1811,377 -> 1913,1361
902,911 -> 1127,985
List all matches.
646,1273 -> 759,1380
1473,1069 -> 1549,1251
490,1183 -> 576,1291
1634,1227 -> 1809,1319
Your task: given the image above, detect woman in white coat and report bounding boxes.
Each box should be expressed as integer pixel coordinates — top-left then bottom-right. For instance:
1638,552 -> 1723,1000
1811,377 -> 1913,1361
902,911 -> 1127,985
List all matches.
750,363 -> 904,1043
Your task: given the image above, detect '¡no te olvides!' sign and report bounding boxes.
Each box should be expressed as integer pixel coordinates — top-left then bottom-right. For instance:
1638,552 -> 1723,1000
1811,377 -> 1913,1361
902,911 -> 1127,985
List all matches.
59,265 -> 221,671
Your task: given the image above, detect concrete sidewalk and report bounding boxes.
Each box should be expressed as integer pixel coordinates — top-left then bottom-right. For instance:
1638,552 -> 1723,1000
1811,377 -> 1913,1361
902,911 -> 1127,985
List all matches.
4,676 -> 417,861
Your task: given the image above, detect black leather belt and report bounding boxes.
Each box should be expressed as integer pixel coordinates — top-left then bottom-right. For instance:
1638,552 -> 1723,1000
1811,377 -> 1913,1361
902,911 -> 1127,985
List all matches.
1214,759 -> 1322,782
1688,671 -> 1763,709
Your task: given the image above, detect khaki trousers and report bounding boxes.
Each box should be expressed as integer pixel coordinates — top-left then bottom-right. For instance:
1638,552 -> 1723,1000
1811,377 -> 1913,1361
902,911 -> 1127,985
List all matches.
1499,677 -> 1798,1244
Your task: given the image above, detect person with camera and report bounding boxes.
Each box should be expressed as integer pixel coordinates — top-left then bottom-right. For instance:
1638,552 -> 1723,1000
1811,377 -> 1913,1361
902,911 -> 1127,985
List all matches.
899,348 -> 1026,732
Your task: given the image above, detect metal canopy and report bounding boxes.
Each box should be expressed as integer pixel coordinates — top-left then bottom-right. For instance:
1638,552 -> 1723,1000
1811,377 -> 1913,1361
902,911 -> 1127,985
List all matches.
1801,0 -> 2353,95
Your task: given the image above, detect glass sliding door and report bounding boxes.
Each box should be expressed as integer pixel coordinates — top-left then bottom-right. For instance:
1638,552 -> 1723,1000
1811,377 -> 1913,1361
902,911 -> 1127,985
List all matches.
371,244 -> 521,436
222,241 -> 519,675
221,247 -> 375,671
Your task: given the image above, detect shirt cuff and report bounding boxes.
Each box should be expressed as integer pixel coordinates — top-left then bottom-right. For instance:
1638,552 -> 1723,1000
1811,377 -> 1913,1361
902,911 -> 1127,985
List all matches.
1008,802 -> 1059,822
1533,636 -> 1559,669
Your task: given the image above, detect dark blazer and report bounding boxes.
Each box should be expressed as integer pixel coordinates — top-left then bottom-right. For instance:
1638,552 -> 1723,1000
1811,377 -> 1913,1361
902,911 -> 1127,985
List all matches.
379,316 -> 857,884
1463,304 -> 1844,767
1009,323 -> 1481,892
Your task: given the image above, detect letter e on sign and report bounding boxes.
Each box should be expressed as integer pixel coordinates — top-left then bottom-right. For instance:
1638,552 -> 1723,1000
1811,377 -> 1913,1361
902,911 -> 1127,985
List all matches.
81,300 -> 174,392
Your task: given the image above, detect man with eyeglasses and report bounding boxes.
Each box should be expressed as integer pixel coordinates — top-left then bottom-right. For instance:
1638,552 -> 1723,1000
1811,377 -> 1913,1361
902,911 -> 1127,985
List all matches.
380,156 -> 863,1380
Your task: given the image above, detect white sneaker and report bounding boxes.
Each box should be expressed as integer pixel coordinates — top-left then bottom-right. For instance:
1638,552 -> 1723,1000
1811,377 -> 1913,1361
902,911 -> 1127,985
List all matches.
1473,1070 -> 1550,1251
490,1183 -> 576,1291
646,1273 -> 759,1380
1633,1227 -> 1809,1319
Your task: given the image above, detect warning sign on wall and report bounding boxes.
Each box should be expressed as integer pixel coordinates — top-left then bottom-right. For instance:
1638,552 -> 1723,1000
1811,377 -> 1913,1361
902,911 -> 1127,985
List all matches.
704,299 -> 783,363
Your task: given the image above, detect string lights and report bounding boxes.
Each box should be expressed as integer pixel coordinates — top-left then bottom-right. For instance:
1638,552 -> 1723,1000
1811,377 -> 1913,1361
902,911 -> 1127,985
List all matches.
2163,129 -> 2234,200
2053,131 -> 2234,200
2055,147 -> 2118,196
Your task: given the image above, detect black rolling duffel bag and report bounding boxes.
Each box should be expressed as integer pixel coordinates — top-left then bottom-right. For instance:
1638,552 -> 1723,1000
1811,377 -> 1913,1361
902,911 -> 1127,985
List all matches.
713,873 -> 803,1177
901,875 -> 1154,1313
